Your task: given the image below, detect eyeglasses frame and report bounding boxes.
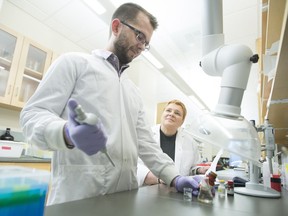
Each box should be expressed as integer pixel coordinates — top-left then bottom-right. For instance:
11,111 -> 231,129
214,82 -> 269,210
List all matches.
120,20 -> 150,51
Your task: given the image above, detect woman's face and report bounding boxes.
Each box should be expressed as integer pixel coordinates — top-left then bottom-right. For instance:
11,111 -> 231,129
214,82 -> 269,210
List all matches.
161,103 -> 184,130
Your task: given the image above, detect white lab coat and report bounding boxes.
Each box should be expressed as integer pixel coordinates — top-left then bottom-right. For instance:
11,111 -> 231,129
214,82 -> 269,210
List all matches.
20,50 -> 179,205
137,124 -> 201,186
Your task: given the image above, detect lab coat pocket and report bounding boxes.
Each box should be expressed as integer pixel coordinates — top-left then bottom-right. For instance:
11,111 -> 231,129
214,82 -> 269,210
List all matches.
56,165 -> 106,200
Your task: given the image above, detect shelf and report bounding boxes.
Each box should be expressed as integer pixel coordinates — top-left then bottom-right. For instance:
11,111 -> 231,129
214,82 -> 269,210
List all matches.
260,0 -> 288,148
24,67 -> 43,80
0,56 -> 12,69
265,0 -> 286,49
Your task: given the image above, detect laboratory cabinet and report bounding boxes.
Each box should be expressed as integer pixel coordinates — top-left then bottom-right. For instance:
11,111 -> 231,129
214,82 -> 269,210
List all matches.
258,0 -> 288,148
0,24 -> 52,109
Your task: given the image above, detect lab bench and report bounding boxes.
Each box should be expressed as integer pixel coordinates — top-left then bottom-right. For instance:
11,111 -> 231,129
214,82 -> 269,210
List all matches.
45,183 -> 288,216
0,155 -> 51,171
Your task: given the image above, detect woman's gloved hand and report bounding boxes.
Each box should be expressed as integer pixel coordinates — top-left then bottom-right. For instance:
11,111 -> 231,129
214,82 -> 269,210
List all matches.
64,98 -> 107,155
175,176 -> 201,196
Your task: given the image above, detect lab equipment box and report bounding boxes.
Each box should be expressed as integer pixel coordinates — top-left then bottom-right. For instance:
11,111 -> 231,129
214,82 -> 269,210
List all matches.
0,141 -> 25,158
0,166 -> 50,216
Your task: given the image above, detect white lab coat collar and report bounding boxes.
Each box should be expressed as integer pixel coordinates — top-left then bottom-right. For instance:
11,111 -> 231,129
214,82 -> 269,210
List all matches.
152,124 -> 200,175
92,49 -> 112,60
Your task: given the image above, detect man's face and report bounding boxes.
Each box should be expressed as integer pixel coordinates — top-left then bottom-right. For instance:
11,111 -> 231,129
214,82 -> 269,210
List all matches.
113,33 -> 134,64
114,12 -> 154,65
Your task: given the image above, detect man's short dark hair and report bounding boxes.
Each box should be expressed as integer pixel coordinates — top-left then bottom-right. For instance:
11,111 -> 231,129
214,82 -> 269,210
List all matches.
112,3 -> 158,30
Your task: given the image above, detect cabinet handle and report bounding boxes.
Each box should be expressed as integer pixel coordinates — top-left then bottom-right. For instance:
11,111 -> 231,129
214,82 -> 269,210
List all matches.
14,87 -> 18,97
7,85 -> 12,95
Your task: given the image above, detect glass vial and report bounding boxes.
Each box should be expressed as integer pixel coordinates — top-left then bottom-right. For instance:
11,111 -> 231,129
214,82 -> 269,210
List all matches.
0,128 -> 14,141
198,177 -> 213,203
218,179 -> 226,198
183,187 -> 193,201
227,180 -> 234,196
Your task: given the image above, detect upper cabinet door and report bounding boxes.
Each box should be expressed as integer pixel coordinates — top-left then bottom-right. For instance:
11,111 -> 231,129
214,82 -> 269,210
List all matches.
0,24 -> 52,109
0,24 -> 23,105
11,38 -> 52,107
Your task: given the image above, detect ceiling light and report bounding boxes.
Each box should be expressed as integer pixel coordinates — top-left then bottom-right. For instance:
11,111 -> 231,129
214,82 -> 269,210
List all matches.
142,52 -> 164,69
164,72 -> 209,111
189,95 -> 207,110
82,0 -> 106,15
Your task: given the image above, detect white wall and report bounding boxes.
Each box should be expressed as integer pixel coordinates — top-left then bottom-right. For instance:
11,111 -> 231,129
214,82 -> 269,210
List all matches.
125,59 -> 158,126
0,107 -> 20,130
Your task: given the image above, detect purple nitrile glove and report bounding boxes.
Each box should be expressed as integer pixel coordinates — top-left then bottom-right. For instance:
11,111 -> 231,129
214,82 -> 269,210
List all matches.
175,176 -> 201,196
192,175 -> 205,184
64,98 -> 107,155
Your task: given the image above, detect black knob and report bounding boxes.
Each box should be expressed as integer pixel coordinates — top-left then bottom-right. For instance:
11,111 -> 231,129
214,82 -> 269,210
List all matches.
250,54 -> 259,63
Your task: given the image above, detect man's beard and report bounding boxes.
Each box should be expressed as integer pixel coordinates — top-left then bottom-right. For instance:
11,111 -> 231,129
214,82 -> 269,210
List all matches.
114,34 -> 133,65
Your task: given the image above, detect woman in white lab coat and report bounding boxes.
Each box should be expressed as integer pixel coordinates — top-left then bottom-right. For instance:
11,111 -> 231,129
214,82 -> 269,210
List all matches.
137,100 -> 205,186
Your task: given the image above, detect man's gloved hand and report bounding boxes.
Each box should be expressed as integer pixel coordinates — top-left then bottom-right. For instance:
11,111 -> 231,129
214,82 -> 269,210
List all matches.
64,98 -> 107,155
191,175 -> 204,184
175,176 -> 202,196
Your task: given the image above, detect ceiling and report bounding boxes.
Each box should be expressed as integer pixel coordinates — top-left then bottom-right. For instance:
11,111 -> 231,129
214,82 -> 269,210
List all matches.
2,0 -> 287,153
3,0 -> 261,113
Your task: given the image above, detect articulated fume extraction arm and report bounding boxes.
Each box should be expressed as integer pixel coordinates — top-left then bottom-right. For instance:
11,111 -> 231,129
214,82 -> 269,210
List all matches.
200,0 -> 258,117
188,0 -> 261,164
187,0 -> 280,198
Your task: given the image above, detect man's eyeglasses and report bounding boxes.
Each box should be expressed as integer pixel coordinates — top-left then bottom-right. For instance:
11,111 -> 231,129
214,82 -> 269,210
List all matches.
120,21 -> 150,51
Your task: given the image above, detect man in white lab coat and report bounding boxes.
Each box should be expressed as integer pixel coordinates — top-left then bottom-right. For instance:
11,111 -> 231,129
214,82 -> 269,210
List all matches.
138,100 -> 206,186
20,3 -> 200,205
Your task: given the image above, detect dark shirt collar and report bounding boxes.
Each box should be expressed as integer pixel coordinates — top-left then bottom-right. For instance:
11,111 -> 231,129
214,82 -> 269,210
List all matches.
106,54 -> 129,76
93,50 -> 129,76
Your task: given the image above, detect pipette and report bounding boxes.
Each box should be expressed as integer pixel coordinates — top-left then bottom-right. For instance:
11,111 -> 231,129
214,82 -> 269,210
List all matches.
74,104 -> 115,167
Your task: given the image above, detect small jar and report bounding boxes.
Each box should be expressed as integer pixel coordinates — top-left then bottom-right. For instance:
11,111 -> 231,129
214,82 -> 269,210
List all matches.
207,171 -> 217,196
227,180 -> 234,196
218,179 -> 226,198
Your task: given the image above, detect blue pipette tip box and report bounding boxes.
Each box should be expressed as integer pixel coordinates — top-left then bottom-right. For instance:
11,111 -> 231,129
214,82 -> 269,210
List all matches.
0,166 -> 50,216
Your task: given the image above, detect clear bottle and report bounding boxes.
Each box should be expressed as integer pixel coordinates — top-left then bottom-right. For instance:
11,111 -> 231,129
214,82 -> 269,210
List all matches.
218,179 -> 226,198
0,128 -> 14,141
198,177 -> 214,203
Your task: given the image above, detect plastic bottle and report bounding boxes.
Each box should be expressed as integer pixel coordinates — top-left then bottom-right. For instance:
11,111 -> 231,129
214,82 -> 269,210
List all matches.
227,180 -> 234,196
0,128 -> 14,141
218,179 -> 226,198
